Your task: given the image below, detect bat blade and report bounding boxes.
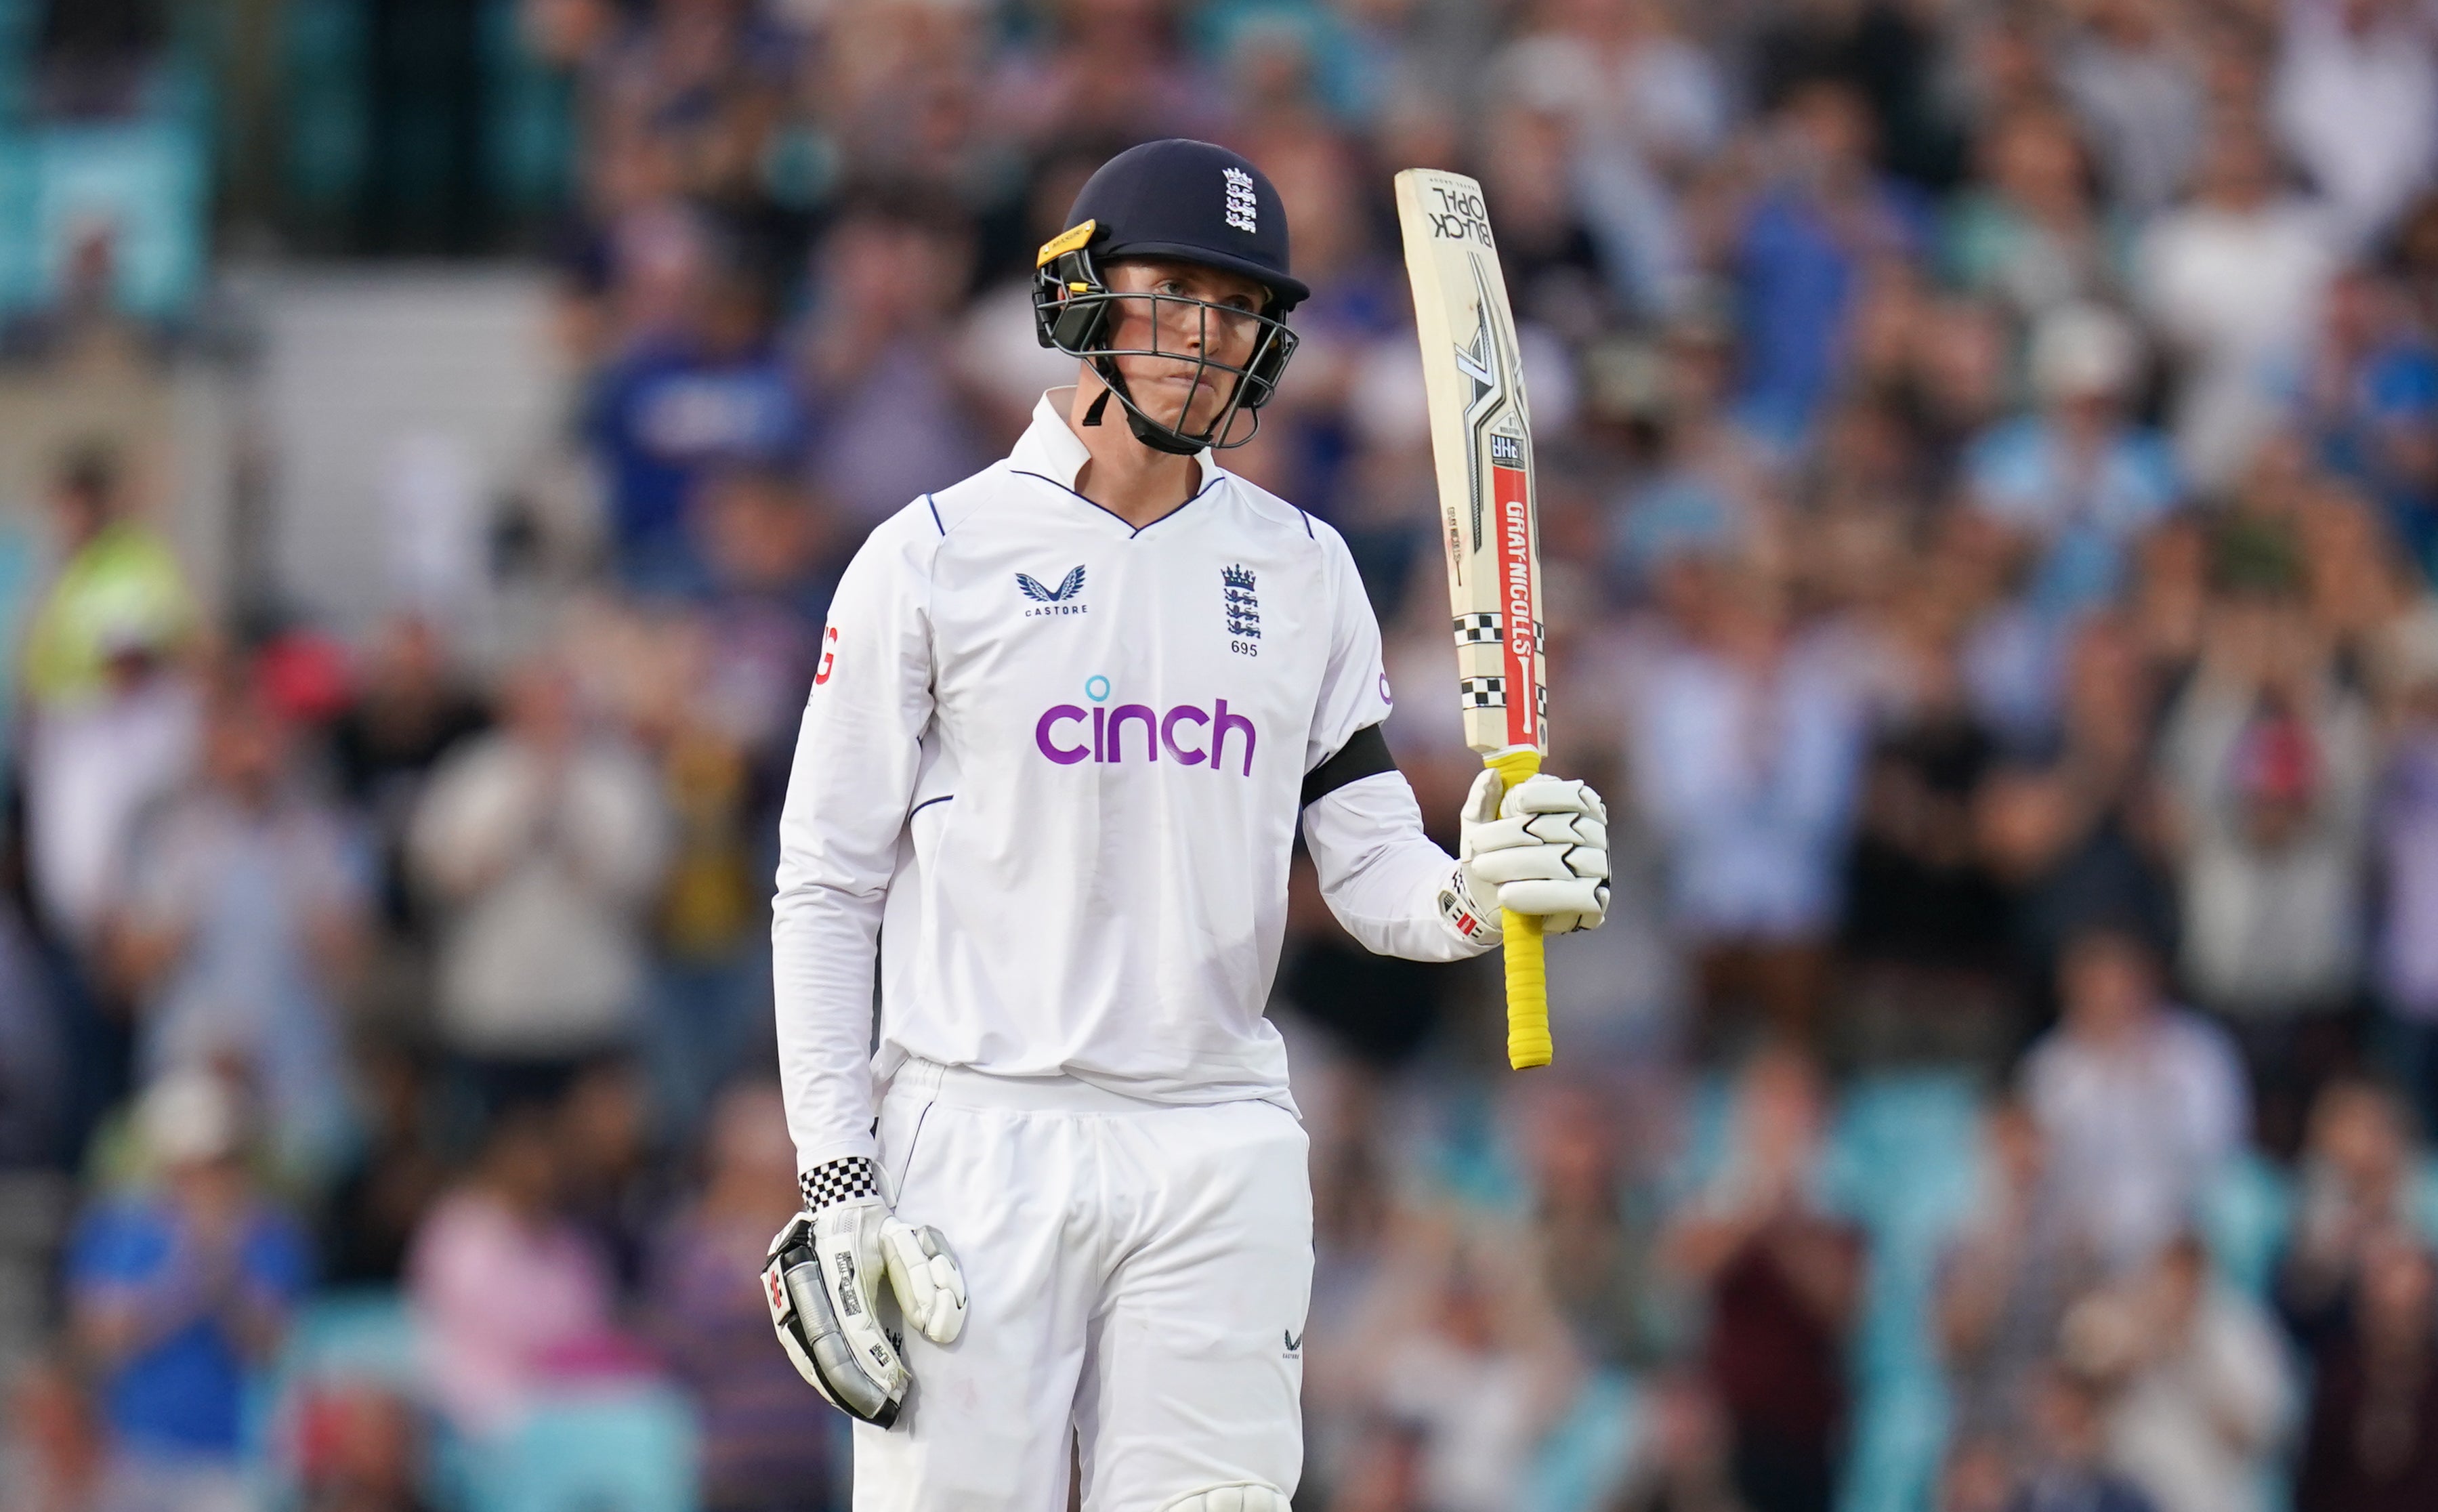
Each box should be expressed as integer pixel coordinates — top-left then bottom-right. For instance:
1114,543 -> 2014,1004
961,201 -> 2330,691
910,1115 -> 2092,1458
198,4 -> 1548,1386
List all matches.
1392,169 -> 1547,763
1395,167 -> 1554,1070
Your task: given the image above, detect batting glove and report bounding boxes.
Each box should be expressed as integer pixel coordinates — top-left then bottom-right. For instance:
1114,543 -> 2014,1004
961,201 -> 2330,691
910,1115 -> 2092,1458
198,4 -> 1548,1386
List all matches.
1458,770 -> 1610,934
762,1157 -> 967,1428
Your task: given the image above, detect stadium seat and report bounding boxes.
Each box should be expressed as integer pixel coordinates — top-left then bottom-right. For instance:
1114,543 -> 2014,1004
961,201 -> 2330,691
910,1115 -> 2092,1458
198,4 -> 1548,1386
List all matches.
1828,1074 -> 1983,1512
24,119 -> 207,316
1526,1368 -> 1641,1512
2202,1152 -> 2297,1301
457,1384 -> 701,1512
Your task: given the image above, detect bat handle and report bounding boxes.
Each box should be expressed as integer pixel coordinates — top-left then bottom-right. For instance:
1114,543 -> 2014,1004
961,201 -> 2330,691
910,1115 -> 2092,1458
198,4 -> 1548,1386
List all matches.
1484,748 -> 1551,1070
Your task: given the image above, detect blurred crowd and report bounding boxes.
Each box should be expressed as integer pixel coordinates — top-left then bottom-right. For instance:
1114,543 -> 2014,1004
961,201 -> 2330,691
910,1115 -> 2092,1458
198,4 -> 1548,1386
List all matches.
10,0 -> 2438,1511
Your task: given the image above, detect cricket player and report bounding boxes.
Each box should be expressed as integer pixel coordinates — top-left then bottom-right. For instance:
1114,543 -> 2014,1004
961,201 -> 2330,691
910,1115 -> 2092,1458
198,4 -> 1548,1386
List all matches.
762,139 -> 1612,1512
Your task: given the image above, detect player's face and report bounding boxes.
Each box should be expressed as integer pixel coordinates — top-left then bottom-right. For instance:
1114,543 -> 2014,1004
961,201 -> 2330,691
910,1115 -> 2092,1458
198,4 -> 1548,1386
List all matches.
1101,259 -> 1271,434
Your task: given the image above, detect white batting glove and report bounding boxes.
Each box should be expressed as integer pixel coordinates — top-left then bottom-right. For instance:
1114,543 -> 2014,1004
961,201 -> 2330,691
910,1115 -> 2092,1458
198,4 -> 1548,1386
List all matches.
1458,770 -> 1610,934
761,1157 -> 967,1428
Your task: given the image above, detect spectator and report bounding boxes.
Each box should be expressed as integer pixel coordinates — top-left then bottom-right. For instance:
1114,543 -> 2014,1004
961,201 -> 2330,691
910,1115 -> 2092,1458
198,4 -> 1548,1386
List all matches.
2019,926 -> 2246,1273
1838,593 -> 2013,1053
1963,303 -> 2180,624
329,615 -> 490,952
2005,1366 -> 2159,1512
2065,1234 -> 2292,1512
1939,1098 -> 2099,1456
20,441 -> 194,713
317,1043 -> 447,1288
2271,0 -> 2438,253
408,650 -> 670,1102
2372,624 -> 2438,1129
2057,0 -> 2206,217
1943,106 -> 2122,327
291,1381 -> 434,1512
66,1069 -> 311,1512
1603,1373 -> 1754,1512
1971,615 -> 2175,978
20,442 -> 199,949
0,883 -> 67,1169
2291,1229 -> 2438,1509
104,673 -> 367,1180
1664,1048 -> 1866,1512
1524,1078 -> 1677,1374
2304,269 -> 2438,583
404,1102 -> 623,1435
1336,1215 -> 1584,1512
588,268 -> 805,594
556,1056 -> 662,1294
2160,539 -> 2374,1155
1624,560 -> 1868,1053
3,1352 -> 103,1512
1733,80 -> 1925,442
2275,1078 -> 2422,1351
2136,119 -> 2339,488
796,192 -> 990,528
1325,1415 -> 1430,1512
1939,1435 -> 2017,1512
645,1080 -> 840,1512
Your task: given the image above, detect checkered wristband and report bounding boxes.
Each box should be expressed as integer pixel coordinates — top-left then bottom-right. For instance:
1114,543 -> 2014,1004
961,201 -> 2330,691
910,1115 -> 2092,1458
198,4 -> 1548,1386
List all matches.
800,1156 -> 881,1211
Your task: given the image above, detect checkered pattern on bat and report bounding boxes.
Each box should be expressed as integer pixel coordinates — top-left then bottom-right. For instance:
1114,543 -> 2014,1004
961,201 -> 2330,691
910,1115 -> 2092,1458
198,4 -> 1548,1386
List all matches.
1450,614 -> 1547,652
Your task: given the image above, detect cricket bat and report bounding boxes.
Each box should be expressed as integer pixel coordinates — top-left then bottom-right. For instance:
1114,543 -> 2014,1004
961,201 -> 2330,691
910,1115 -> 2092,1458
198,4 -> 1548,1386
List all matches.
1393,168 -> 1554,1071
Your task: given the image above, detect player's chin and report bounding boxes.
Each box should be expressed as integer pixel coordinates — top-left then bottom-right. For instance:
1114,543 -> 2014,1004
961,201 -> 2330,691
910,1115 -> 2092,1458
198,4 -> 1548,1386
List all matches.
1141,372 -> 1229,432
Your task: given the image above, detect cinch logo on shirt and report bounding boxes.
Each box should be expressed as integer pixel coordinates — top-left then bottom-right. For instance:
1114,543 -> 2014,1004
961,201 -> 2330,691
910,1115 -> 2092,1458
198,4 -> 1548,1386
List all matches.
1034,691 -> 1258,775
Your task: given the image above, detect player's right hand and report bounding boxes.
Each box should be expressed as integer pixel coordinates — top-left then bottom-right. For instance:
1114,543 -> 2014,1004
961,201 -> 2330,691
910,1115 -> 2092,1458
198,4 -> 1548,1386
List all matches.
762,1157 -> 967,1428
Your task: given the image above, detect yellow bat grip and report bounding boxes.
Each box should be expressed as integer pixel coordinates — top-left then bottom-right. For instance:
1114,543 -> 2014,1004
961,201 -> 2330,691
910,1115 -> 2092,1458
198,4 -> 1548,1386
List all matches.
1484,748 -> 1551,1070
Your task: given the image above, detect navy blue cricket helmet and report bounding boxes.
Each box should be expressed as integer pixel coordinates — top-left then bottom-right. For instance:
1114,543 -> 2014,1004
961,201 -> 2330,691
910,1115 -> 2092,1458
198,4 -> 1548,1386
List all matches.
1034,139 -> 1305,454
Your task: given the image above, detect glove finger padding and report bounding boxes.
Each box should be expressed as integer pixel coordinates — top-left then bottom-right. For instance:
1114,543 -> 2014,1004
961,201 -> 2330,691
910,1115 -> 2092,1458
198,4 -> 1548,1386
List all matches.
1501,774 -> 1606,822
881,1219 -> 968,1345
763,1200 -> 910,1427
1498,877 -> 1611,931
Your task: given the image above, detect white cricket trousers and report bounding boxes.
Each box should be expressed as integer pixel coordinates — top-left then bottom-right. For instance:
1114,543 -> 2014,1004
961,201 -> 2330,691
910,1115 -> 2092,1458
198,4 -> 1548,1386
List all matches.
854,1057 -> 1313,1512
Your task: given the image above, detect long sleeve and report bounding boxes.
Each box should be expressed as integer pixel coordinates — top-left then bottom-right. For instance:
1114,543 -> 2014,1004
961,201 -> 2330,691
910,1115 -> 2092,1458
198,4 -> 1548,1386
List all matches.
772,510 -> 938,1174
1302,771 -> 1487,963
1290,520 -> 1483,963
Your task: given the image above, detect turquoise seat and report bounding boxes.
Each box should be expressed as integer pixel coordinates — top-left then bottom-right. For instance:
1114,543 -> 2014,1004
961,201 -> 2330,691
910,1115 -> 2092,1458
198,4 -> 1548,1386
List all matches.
0,130 -> 35,311
459,1384 -> 701,1512
2202,1152 -> 2298,1301
24,119 -> 207,315
1526,1368 -> 1641,1512
1826,1074 -> 1983,1512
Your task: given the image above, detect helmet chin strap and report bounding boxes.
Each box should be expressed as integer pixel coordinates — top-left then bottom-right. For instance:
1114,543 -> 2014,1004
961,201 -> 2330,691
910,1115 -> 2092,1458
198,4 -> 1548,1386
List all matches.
1085,358 -> 1208,457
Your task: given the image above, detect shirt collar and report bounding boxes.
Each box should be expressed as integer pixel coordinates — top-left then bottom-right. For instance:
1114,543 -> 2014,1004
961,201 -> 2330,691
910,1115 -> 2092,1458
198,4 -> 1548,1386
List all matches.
1010,387 -> 1219,494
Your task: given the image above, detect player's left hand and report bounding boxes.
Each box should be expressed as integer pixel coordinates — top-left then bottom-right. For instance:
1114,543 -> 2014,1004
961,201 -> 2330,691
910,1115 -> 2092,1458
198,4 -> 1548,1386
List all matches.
762,1160 -> 967,1429
1459,770 -> 1610,934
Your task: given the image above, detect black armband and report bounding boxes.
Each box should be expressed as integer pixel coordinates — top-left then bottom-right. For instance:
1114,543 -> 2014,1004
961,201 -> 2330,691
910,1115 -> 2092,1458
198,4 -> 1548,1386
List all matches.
1301,721 -> 1397,807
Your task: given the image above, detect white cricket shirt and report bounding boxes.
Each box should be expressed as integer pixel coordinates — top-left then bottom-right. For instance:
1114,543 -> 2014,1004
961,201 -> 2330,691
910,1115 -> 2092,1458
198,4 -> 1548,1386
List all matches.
774,392 -> 1487,1171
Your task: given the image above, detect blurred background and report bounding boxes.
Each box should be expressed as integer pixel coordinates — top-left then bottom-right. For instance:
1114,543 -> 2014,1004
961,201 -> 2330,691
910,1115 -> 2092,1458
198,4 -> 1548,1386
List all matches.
6,0 -> 2438,1510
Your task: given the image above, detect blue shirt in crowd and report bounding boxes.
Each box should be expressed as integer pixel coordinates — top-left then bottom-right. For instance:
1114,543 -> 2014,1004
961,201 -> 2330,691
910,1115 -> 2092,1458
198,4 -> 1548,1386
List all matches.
588,338 -> 805,586
67,1195 -> 312,1456
1965,417 -> 2182,617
